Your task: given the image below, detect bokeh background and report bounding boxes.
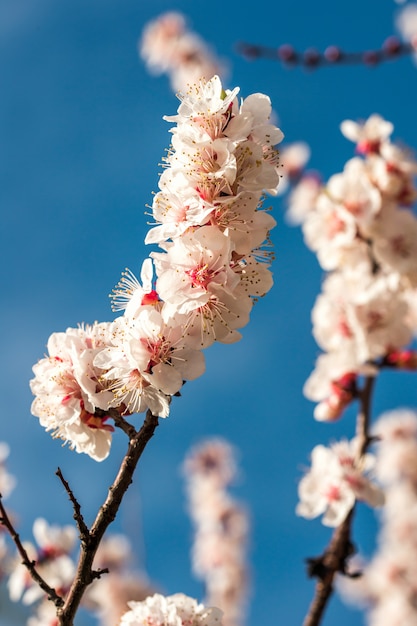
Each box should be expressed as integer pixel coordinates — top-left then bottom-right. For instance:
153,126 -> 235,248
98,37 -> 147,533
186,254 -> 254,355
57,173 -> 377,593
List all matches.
1,0 -> 417,624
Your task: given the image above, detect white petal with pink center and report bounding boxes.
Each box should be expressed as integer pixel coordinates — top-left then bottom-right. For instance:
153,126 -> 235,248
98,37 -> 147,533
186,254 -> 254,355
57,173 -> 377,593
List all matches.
152,226 -> 238,315
30,324 -> 115,461
111,258 -> 158,318
296,439 -> 384,527
327,157 -> 382,231
302,193 -> 363,270
370,207 -> 417,285
340,114 -> 393,150
145,188 -> 214,245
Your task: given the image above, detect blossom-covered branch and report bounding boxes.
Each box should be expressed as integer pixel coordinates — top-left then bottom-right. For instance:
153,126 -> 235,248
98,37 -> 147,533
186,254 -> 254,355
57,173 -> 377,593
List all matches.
300,376 -> 380,626
289,113 -> 417,624
3,74 -> 283,625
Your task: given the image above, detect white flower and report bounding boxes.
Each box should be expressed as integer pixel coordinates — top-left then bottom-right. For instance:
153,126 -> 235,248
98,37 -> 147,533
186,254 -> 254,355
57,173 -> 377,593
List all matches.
277,141 -> 311,194
30,323 -> 115,461
145,187 -> 214,245
225,92 -> 284,152
152,226 -> 238,315
32,518 -> 77,557
296,439 -> 384,527
95,310 -> 205,412
311,270 -> 412,365
370,208 -> 417,286
164,76 -> 239,135
327,157 -> 382,231
111,259 -> 159,318
285,172 -> 321,225
119,593 -> 223,626
373,410 -> 417,484
368,144 -> 417,204
340,114 -> 393,153
234,139 -> 280,195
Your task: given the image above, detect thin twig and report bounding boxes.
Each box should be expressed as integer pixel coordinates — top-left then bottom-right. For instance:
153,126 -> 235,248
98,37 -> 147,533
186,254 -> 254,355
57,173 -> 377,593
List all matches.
302,374 -> 376,626
56,409 -> 159,626
0,496 -> 64,607
236,37 -> 415,69
56,468 -> 90,541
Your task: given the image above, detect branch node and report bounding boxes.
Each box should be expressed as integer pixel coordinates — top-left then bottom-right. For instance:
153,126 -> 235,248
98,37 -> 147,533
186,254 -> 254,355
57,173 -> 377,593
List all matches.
91,567 -> 109,580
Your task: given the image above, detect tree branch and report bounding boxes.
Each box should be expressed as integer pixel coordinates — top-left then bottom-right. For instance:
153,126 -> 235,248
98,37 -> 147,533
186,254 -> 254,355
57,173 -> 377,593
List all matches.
56,409 -> 159,626
355,375 -> 375,458
303,511 -> 354,626
56,467 -> 90,542
302,374 -> 376,626
0,496 -> 65,607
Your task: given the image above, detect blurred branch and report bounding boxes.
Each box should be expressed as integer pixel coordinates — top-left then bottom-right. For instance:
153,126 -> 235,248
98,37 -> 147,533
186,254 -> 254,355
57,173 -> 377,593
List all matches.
0,496 -> 65,607
57,409 -> 159,626
236,36 -> 414,69
355,376 -> 375,457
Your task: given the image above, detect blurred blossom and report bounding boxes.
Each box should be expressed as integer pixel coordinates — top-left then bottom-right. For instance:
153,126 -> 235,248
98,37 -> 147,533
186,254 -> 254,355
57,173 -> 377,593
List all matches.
339,411 -> 417,625
294,114 -> 417,420
7,518 -> 76,606
396,3 -> 417,63
27,599 -> 58,626
296,438 -> 384,527
140,12 -> 224,92
277,141 -> 311,195
184,439 -> 249,626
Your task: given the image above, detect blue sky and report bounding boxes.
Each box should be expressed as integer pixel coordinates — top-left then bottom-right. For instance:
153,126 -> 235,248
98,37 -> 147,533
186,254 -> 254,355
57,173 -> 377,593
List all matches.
1,0 -> 417,624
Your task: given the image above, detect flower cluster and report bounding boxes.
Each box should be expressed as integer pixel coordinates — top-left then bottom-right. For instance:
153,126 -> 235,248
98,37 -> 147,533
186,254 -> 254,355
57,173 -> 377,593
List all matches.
119,593 -> 223,626
29,75 -> 282,461
340,411 -> 417,625
30,323 -> 115,461
296,438 -> 384,527
140,12 -> 223,92
290,114 -> 417,421
183,439 -> 249,626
